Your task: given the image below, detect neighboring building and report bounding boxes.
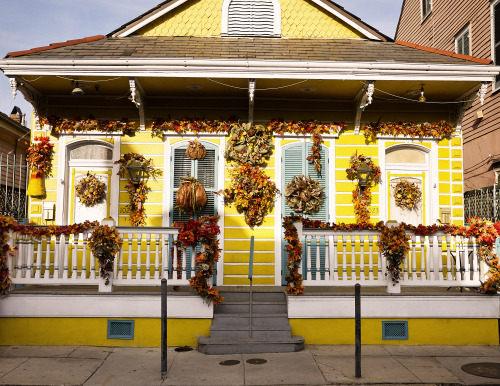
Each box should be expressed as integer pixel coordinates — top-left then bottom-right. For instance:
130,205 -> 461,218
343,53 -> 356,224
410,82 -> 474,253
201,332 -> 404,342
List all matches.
0,0 -> 499,348
0,107 -> 29,221
396,0 -> 500,220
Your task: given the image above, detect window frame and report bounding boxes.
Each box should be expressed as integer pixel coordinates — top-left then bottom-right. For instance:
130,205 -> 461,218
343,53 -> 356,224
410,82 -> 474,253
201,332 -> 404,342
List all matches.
421,0 -> 432,22
455,23 -> 471,56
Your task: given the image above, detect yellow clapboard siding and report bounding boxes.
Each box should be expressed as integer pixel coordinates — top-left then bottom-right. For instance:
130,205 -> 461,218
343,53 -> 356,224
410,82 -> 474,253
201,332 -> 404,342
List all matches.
452,184 -> 463,193
452,149 -> 462,158
335,181 -> 358,192
335,217 -> 356,223
224,206 -> 275,216
438,138 -> 450,147
119,180 -> 164,191
452,173 -> 462,181
334,194 -> 356,205
453,196 -> 463,205
121,144 -> 164,155
225,240 -> 274,251
453,208 -> 463,217
225,227 -> 275,239
118,215 -> 163,227
119,192 -> 164,204
337,136 -> 376,147
224,252 -> 275,263
452,161 -> 462,170
451,138 -> 461,147
335,146 -> 378,157
224,276 -> 275,285
225,215 -> 275,227
335,206 -> 355,217
224,265 -> 275,275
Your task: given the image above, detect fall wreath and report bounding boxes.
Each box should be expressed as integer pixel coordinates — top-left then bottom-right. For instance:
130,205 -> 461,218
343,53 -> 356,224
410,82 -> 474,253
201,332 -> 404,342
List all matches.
225,123 -> 273,165
218,164 -> 279,227
393,180 -> 422,210
285,175 -> 325,215
75,173 -> 106,207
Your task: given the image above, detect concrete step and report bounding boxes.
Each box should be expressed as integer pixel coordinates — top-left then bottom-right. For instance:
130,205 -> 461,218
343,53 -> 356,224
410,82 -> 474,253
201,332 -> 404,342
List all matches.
197,336 -> 305,355
222,291 -> 285,303
216,301 -> 287,314
210,324 -> 292,339
212,314 -> 291,327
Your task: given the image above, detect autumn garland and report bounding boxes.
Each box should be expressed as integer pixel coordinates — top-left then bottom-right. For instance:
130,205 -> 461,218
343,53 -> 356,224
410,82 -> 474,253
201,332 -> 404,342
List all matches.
346,154 -> 382,224
283,216 -> 500,294
172,216 -> 223,305
0,216 -> 100,295
362,120 -> 454,139
218,164 -> 280,227
116,153 -> 162,227
269,120 -> 347,173
87,225 -> 123,285
40,116 -> 138,136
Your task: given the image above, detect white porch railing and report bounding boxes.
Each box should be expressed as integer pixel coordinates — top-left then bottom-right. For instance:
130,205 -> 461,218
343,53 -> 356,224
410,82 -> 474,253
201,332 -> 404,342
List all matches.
295,222 -> 487,292
8,226 -> 202,291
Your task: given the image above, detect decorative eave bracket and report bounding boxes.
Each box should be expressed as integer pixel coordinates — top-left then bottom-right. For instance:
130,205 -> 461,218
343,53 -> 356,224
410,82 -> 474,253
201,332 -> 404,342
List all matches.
9,75 -> 43,115
248,79 -> 256,125
453,81 -> 489,136
354,81 -> 375,134
129,77 -> 146,128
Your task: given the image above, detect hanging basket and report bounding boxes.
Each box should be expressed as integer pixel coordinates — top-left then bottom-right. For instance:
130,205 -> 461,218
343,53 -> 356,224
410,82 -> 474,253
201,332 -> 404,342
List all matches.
224,123 -> 273,165
285,175 -> 325,214
27,172 -> 45,197
175,177 -> 207,215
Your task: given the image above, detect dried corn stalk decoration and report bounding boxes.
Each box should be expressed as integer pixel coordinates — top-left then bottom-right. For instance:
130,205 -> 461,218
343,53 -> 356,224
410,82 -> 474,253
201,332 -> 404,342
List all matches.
224,123 -> 273,165
285,175 -> 325,215
175,176 -> 207,215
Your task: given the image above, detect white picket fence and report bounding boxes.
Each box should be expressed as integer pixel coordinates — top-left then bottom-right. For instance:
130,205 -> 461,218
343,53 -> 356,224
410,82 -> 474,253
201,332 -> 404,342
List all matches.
8,226 -> 201,291
295,222 -> 486,292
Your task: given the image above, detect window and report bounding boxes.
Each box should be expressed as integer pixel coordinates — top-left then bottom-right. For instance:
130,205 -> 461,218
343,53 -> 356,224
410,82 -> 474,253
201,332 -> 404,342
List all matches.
455,24 -> 471,56
170,141 -> 218,223
421,0 -> 431,21
221,0 -> 281,37
492,0 -> 500,88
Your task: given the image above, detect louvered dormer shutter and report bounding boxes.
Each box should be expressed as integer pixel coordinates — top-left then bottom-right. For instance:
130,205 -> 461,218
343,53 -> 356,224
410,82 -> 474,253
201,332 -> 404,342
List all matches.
225,0 -> 279,37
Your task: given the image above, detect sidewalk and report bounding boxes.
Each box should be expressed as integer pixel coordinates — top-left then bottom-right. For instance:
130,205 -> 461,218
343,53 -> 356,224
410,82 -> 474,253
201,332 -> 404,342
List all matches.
1,344 -> 500,385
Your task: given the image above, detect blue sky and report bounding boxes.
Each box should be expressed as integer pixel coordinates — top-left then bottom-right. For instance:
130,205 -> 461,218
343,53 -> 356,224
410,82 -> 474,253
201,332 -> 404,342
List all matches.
0,0 -> 403,125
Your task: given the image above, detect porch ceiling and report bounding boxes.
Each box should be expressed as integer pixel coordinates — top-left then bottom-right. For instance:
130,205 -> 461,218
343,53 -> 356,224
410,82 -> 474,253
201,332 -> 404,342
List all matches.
15,75 -> 480,103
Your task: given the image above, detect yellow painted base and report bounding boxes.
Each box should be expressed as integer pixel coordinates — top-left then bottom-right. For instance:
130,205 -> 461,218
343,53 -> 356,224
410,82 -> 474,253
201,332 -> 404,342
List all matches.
290,318 -> 498,345
0,318 -> 211,347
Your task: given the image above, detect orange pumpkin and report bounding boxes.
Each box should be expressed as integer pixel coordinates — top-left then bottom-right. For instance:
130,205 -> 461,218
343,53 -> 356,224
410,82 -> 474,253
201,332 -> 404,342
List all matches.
186,139 -> 206,159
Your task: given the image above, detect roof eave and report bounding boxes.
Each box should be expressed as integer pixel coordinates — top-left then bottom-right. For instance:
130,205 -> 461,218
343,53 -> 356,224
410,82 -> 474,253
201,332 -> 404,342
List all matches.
1,58 -> 497,82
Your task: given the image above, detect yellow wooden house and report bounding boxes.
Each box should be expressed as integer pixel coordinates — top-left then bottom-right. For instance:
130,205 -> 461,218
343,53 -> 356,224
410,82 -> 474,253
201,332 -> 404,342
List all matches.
1,0 -> 499,349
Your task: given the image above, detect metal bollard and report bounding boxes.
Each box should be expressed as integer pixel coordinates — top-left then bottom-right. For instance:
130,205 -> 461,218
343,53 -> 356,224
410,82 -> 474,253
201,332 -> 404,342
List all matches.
161,278 -> 168,380
355,283 -> 361,378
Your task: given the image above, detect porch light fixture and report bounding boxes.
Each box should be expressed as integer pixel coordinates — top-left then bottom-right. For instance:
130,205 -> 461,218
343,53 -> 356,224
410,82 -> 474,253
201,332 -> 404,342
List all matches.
418,85 -> 426,102
356,161 -> 372,191
125,160 -> 145,184
71,81 -> 85,96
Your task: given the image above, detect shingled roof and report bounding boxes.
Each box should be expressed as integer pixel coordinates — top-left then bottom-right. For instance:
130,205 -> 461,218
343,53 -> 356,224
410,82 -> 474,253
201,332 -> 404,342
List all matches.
4,36 -> 487,65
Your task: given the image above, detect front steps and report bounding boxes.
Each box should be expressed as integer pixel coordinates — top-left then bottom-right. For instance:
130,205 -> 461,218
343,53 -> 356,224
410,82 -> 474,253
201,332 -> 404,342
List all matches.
197,290 -> 304,355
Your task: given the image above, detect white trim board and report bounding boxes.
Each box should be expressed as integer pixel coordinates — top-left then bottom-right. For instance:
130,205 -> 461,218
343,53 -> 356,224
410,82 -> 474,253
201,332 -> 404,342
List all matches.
288,295 -> 500,319
0,294 -> 213,318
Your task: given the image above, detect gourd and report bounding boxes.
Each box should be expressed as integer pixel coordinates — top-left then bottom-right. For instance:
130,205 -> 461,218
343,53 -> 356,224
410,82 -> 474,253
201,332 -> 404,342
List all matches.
186,139 -> 206,160
176,176 -> 207,214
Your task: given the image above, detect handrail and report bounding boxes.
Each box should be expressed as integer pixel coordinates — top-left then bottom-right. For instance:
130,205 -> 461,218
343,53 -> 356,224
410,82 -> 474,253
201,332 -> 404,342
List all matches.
248,236 -> 254,339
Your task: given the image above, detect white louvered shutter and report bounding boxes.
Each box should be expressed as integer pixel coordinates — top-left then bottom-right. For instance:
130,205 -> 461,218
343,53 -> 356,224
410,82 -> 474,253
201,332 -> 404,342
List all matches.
228,0 -> 275,37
